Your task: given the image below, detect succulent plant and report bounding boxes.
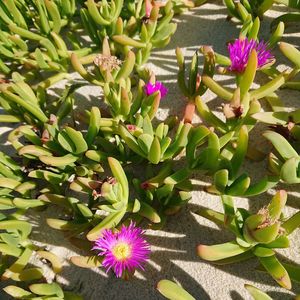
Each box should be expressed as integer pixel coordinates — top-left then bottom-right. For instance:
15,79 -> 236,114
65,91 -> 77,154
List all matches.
0,0 -> 83,79
223,0 -> 275,22
0,59 -> 193,248
28,155 -> 128,240
186,124 -> 278,196
71,37 -> 135,86
0,0 -> 180,86
118,115 -> 192,162
112,1 -> 177,65
197,190 -> 300,289
132,161 -> 192,221
0,0 -> 300,298
72,38 -> 174,121
80,0 -> 177,68
196,37 -> 288,136
261,130 -> 300,184
176,45 -> 215,123
0,0 -> 76,32
0,149 -> 65,283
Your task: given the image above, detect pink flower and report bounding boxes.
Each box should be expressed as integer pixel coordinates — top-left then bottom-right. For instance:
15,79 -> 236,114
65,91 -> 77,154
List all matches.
228,38 -> 273,73
92,222 -> 151,278
144,81 -> 168,98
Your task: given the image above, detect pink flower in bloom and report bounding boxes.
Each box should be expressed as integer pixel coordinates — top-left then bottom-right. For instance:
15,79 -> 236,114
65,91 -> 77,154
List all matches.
144,81 -> 168,98
228,38 -> 273,73
92,222 -> 151,278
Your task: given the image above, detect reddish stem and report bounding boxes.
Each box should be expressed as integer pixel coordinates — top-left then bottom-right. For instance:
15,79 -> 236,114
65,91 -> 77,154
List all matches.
183,100 -> 196,124
145,0 -> 153,17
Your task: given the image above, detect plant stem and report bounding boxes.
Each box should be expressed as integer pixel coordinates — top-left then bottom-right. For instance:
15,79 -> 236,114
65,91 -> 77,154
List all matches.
183,100 -> 195,123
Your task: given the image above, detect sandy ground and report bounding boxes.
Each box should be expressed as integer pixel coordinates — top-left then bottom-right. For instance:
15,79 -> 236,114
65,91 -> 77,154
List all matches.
1,1 -> 300,299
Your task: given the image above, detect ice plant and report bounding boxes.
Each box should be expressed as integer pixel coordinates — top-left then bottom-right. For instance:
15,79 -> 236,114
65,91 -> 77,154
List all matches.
92,222 -> 151,278
144,81 -> 168,98
228,38 -> 273,73
196,191 -> 300,290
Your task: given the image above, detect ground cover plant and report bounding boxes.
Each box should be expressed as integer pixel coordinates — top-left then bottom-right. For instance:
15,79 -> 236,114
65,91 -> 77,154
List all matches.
0,0 -> 300,299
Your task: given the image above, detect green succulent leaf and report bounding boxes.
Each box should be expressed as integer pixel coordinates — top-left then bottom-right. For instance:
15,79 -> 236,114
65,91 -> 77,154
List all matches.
29,283 -> 64,297
157,280 -> 195,300
197,241 -> 249,261
280,42 -> 300,68
3,286 -> 33,298
244,284 -> 273,300
70,255 -> 102,268
280,157 -> 300,184
87,209 -> 126,241
259,255 -> 291,289
263,131 -> 298,160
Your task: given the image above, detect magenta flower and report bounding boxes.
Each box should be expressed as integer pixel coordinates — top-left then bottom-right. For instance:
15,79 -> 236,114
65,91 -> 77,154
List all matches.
228,38 -> 273,73
92,222 -> 151,278
144,81 -> 168,98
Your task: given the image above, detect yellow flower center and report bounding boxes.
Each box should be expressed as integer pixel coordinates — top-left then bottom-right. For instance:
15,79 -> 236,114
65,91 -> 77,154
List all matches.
112,242 -> 131,261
